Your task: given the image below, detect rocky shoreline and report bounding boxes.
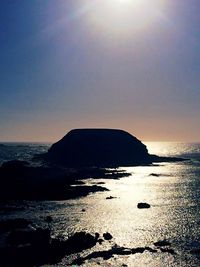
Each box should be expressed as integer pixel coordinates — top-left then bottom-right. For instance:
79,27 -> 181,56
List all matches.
0,160 -> 132,200
0,217 -> 176,266
2,217 -> 199,267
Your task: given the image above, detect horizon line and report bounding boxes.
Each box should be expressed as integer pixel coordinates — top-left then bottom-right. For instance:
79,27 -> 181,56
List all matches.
0,140 -> 200,144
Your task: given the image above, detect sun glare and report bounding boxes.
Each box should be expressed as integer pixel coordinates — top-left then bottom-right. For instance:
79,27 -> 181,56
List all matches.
85,0 -> 167,41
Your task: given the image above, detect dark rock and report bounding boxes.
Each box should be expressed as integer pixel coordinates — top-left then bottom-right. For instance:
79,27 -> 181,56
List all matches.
137,202 -> 151,209
0,229 -> 99,266
97,238 -> 104,244
66,185 -> 109,199
145,247 -> 157,253
0,165 -> 67,200
160,247 -> 176,254
106,196 -> 117,200
81,209 -> 86,212
149,173 -> 160,177
41,128 -> 151,167
62,231 -> 98,254
1,160 -> 29,169
95,233 -> 100,239
0,162 -> 109,200
103,232 -> 113,240
8,227 -> 50,246
154,240 -> 171,247
0,218 -> 31,233
71,244 -> 159,265
131,247 -> 145,253
44,215 -> 53,223
71,180 -> 85,185
149,154 -> 187,163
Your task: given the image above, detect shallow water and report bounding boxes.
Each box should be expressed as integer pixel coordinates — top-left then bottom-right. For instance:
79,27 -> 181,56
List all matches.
1,142 -> 200,266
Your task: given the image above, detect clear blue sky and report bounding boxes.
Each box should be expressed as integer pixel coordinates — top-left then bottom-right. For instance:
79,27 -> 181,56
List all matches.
0,0 -> 200,141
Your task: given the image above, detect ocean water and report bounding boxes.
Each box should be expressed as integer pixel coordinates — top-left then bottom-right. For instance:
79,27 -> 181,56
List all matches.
0,142 -> 200,266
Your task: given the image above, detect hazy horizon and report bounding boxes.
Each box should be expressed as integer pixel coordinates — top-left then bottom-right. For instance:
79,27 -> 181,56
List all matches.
1,0 -> 200,142
0,127 -> 200,143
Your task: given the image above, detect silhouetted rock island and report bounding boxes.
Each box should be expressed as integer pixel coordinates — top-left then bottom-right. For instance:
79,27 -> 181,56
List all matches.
41,129 -> 150,167
40,128 -> 186,167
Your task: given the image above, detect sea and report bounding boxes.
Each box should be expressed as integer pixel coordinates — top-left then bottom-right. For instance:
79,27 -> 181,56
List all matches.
0,142 -> 200,267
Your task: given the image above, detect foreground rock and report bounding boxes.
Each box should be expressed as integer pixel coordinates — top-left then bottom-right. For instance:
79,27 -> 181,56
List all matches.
38,128 -> 187,167
0,220 -> 177,266
0,219 -> 99,267
71,243 -> 176,265
0,163 -> 126,200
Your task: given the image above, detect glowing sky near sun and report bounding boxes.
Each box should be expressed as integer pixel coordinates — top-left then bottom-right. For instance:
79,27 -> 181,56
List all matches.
0,0 -> 200,142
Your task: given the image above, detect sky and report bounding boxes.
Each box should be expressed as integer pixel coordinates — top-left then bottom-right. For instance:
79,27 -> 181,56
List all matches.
0,0 -> 200,142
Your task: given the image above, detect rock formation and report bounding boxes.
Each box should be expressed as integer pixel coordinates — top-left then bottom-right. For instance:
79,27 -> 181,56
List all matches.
42,128 -> 151,167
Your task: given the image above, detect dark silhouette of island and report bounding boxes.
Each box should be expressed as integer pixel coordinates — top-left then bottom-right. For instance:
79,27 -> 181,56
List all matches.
40,128 -> 185,167
41,129 -> 150,166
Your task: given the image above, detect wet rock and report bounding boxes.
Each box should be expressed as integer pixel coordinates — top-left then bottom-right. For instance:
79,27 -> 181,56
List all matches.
95,233 -> 100,239
8,227 -> 50,246
154,240 -> 171,247
0,162 -> 109,200
97,238 -> 104,244
106,196 -> 117,200
44,216 -> 53,223
149,173 -> 160,177
103,232 -> 113,240
0,229 -> 99,266
95,182 -> 105,185
137,202 -> 151,209
71,245 -> 158,265
145,247 -> 157,253
71,180 -> 85,185
149,154 -> 187,163
131,247 -> 145,253
60,231 -> 98,254
160,247 -> 176,254
1,160 -> 29,169
0,165 -> 68,200
66,185 -> 109,199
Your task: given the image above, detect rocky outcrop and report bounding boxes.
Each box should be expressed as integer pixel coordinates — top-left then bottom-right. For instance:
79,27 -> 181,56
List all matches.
41,128 -> 151,167
0,163 -> 130,200
38,128 -> 187,167
0,219 -> 100,266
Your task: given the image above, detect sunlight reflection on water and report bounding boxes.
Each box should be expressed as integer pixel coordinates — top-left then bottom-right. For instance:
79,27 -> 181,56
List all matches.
54,161 -> 200,266
1,143 -> 200,266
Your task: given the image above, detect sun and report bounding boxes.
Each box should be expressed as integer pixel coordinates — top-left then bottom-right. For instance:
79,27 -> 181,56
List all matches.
116,0 -> 132,2
85,0 -> 167,41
